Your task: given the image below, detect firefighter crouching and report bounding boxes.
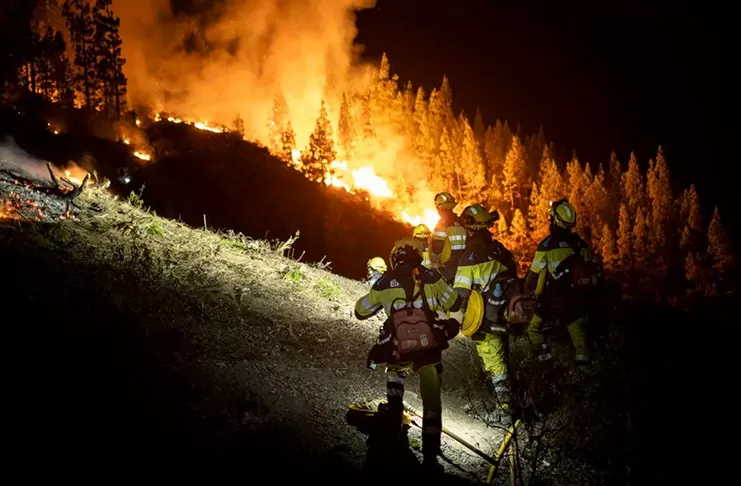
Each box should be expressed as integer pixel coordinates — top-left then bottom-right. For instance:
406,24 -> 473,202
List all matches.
412,224 -> 433,269
525,198 -> 602,366
355,237 -> 462,473
453,204 -> 522,422
430,192 -> 467,284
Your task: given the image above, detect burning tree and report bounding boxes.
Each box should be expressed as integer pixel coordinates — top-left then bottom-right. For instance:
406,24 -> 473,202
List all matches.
300,100 -> 336,183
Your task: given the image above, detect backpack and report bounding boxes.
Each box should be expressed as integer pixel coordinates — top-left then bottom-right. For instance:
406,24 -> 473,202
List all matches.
503,278 -> 538,325
389,271 -> 438,360
555,247 -> 602,293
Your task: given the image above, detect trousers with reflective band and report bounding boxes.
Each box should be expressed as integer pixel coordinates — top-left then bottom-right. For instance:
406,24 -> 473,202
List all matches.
386,362 -> 443,458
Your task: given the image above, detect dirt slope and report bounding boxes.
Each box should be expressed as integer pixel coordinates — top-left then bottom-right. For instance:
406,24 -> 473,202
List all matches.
4,175 -> 507,483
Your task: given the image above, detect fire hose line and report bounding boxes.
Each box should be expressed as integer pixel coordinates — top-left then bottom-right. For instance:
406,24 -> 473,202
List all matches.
402,401 -> 520,482
403,401 -> 500,465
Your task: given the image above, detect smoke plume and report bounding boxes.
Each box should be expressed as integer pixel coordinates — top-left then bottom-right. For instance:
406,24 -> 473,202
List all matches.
0,137 -> 52,181
113,0 -> 377,146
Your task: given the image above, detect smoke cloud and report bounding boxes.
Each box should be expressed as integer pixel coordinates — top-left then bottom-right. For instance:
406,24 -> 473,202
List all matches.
0,137 -> 52,181
113,0 -> 377,146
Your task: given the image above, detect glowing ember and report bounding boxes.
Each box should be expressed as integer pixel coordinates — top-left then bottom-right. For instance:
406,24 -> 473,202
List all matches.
134,151 -> 152,161
123,139 -> 131,145
194,121 -> 224,133
63,167 -> 88,186
53,130 -> 60,135
135,119 -> 142,127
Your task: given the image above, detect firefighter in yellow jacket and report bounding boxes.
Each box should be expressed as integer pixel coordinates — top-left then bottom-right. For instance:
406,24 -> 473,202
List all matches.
412,224 -> 433,269
525,198 -> 599,366
430,192 -> 467,283
355,237 -> 462,473
453,204 -> 518,420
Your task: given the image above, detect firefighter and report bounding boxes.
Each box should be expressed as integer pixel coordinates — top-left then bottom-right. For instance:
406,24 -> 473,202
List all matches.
412,224 -> 433,269
430,192 -> 467,283
366,257 -> 388,288
525,198 -> 598,366
453,204 -> 519,422
355,237 -> 462,474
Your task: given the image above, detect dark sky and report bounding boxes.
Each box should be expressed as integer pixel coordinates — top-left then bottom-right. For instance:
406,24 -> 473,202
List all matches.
356,2 -> 739,238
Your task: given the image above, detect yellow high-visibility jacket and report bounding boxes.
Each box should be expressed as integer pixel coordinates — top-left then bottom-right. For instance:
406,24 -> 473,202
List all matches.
355,267 -> 461,320
526,231 -> 593,296
431,215 -> 467,267
453,233 -> 517,297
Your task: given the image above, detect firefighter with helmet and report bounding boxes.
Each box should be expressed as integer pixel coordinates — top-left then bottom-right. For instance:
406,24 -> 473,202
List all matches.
430,192 -> 467,283
355,237 -> 462,474
412,224 -> 433,269
525,198 -> 601,366
453,204 -> 519,423
366,257 -> 388,288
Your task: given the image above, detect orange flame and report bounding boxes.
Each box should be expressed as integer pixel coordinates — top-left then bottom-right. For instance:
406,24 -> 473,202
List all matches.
134,151 -> 152,162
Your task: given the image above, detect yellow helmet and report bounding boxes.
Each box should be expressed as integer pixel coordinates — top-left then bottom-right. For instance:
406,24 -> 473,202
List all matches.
460,204 -> 498,229
367,257 -> 387,274
549,198 -> 577,229
434,192 -> 457,210
412,223 -> 432,240
389,237 -> 424,269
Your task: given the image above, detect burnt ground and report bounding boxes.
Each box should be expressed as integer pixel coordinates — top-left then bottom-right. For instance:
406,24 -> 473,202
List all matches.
4,178 -> 511,484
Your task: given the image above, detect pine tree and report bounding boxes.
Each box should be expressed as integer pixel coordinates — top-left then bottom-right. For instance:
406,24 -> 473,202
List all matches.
433,127 -> 456,192
50,30 -> 74,107
501,135 -> 528,215
337,92 -> 356,161
607,151 -> 622,227
566,156 -> 590,235
456,116 -> 486,204
496,212 -> 509,241
232,114 -> 245,138
267,93 -> 289,153
527,149 -> 563,243
584,165 -> 610,248
93,0 -> 127,117
632,207 -> 648,270
707,206 -> 729,275
509,208 -> 529,266
280,121 -> 297,163
687,184 -> 702,232
300,101 -> 336,182
646,146 -> 672,256
617,203 -> 632,271
599,223 -> 618,272
63,0 -> 99,110
621,152 -> 644,215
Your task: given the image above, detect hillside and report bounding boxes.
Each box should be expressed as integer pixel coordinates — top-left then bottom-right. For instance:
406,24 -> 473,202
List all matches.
4,108 -> 740,485
1,108 -> 412,281
4,172 -> 520,483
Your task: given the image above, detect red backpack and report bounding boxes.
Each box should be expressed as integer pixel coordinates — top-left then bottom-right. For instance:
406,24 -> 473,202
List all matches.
390,271 -> 438,360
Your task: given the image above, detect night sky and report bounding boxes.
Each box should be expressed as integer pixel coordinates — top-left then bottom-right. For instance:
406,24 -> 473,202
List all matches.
356,2 -> 739,238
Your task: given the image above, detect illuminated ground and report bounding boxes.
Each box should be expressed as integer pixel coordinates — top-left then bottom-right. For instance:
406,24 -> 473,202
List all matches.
3,172 -> 508,483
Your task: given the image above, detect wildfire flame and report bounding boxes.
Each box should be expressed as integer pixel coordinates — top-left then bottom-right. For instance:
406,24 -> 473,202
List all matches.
146,112 -> 439,230
134,151 -> 152,162
64,166 -> 89,186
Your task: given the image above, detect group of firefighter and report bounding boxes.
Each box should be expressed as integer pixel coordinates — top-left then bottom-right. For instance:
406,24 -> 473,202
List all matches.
354,192 -> 602,474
